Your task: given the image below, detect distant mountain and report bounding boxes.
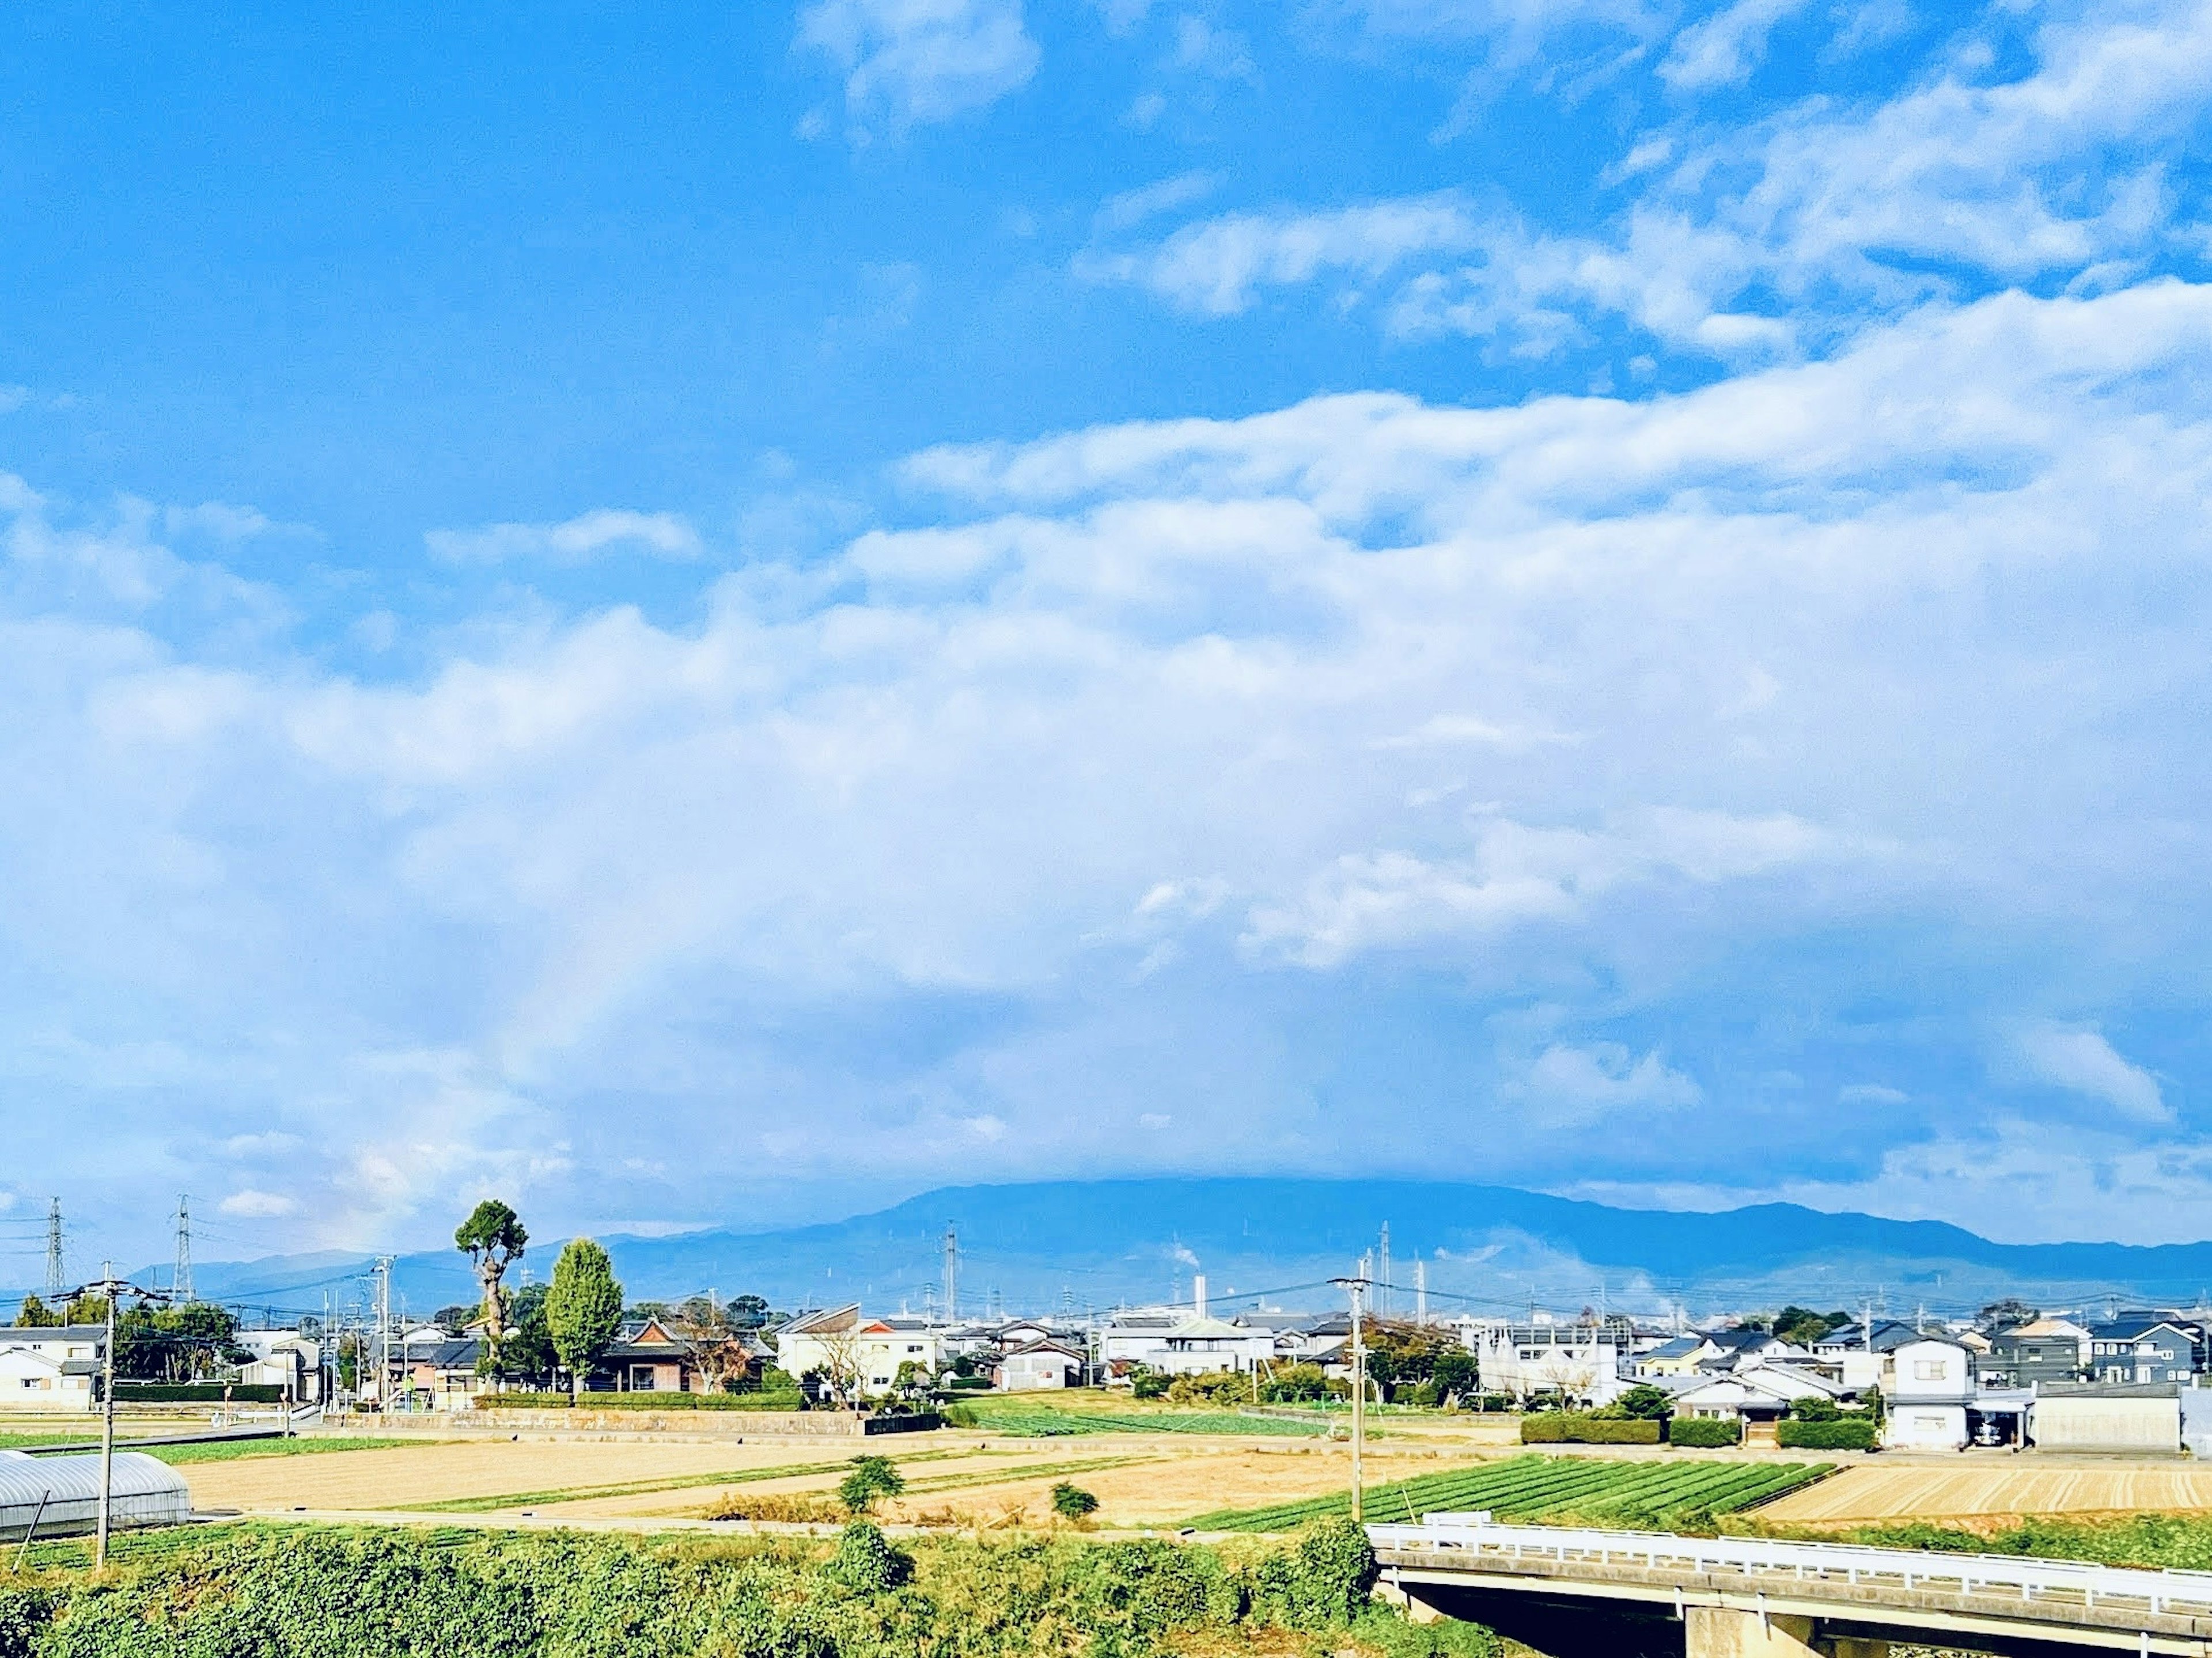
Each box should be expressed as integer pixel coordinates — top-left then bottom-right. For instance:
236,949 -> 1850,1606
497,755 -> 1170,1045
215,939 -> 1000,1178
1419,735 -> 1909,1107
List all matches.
137,1178 -> 2212,1324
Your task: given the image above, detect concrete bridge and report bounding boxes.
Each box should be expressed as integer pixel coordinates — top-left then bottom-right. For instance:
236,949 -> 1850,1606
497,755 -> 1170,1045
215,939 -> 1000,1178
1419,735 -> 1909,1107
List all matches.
1367,1517 -> 2212,1657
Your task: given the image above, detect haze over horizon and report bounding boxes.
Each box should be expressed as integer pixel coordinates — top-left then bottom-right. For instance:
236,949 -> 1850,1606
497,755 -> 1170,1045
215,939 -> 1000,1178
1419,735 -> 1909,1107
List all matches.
4,0 -> 2211,1275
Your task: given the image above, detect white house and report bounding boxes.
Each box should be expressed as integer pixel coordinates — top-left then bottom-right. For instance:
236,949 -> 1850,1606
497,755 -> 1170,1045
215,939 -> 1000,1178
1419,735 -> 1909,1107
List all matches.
1102,1311 -> 1181,1369
0,1345 -> 97,1412
775,1306 -> 944,1398
1467,1319 -> 1633,1406
997,1338 -> 1086,1391
1139,1316 -> 1276,1376
236,1330 -> 321,1402
1669,1363 -> 1848,1424
1882,1338 -> 1976,1451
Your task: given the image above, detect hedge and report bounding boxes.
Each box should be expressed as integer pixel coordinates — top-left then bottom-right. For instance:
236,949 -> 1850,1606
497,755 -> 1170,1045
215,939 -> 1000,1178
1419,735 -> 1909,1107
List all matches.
1665,1417 -> 1742,1447
1777,1417 -> 1878,1450
1519,1415 -> 1662,1444
113,1383 -> 285,1403
475,1390 -> 808,1412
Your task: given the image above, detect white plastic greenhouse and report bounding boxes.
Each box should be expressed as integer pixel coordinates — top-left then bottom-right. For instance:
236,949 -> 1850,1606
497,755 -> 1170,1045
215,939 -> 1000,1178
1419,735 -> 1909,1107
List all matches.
0,1449 -> 192,1536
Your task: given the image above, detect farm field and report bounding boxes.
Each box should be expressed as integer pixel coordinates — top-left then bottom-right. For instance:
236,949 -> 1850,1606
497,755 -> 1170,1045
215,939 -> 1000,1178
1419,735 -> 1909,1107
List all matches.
177,1426 -> 1488,1529
1759,1463 -> 2212,1526
1188,1454 -> 1832,1533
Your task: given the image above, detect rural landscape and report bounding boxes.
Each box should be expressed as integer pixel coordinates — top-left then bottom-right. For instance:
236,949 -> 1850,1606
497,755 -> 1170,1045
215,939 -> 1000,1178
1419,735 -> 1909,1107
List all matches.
9,0 -> 2212,1653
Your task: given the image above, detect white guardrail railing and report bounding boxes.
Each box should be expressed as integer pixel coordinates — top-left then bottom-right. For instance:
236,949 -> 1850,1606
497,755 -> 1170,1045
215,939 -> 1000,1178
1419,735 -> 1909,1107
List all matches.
1366,1517 -> 2212,1619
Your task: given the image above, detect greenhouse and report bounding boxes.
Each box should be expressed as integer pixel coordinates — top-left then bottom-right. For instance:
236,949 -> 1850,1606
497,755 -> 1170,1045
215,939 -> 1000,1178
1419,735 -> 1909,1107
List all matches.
0,1449 -> 192,1536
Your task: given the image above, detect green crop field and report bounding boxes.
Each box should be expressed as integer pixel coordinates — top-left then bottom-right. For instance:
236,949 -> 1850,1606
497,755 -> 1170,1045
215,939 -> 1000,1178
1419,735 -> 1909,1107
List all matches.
1187,1455 -> 1834,1534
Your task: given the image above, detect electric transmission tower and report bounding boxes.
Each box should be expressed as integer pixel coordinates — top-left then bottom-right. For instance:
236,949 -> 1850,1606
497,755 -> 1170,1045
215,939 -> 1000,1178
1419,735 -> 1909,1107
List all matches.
44,1198 -> 64,1302
173,1194 -> 195,1302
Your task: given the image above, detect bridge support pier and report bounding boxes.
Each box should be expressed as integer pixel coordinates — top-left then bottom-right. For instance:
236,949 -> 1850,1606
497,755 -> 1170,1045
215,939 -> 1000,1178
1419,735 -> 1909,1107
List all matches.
1684,1608 -> 1887,1658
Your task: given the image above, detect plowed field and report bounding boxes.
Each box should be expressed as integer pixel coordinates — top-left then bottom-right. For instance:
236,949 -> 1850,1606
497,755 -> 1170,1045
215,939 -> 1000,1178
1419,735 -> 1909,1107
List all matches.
1760,1463 -> 2212,1526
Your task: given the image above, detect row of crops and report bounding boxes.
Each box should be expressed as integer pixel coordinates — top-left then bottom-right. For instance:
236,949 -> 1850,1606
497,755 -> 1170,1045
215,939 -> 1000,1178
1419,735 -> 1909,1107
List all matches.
1186,1454 -> 1834,1534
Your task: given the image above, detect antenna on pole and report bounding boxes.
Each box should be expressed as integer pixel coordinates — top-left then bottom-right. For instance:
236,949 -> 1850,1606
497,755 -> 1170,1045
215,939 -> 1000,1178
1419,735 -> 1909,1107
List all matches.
44,1199 -> 64,1303
173,1195 -> 194,1303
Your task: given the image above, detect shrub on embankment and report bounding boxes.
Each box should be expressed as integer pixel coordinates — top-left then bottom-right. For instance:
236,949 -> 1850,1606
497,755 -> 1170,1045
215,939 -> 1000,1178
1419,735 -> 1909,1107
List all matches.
0,1517 -> 1505,1658
1518,1415 -> 1662,1445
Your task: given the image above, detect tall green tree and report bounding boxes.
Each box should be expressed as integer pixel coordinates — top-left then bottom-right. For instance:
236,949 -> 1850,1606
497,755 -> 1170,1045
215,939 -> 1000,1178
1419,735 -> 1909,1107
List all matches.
544,1237 -> 624,1401
454,1199 -> 528,1368
12,1293 -> 59,1327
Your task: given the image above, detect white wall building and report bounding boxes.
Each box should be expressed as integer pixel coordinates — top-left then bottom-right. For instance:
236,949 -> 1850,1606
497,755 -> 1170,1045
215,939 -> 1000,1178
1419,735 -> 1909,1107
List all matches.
998,1339 -> 1085,1390
1466,1319 -> 1633,1406
0,1345 -> 97,1412
1881,1338 -> 1976,1451
775,1306 -> 944,1397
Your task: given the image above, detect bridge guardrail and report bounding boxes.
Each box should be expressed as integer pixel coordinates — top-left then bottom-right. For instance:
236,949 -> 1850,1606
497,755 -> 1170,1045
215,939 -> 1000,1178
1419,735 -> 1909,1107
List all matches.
1368,1516 -> 2212,1617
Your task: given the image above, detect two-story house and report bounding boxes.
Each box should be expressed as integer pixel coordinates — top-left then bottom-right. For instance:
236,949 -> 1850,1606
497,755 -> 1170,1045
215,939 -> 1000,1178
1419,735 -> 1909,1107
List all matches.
2086,1318 -> 2196,1384
1882,1337 -> 1977,1451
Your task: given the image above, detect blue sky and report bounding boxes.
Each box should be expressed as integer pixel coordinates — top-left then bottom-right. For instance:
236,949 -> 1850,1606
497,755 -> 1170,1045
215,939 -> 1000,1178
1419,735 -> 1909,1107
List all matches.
3,0 -> 2211,1273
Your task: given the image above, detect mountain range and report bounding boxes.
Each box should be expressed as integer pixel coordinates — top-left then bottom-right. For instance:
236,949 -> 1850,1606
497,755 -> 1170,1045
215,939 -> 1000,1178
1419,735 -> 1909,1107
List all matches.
125,1179 -> 2212,1326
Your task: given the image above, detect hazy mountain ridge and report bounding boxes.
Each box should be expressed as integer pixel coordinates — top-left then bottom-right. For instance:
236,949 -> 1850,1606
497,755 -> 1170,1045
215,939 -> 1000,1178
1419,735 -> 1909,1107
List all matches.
125,1178 -> 2212,1321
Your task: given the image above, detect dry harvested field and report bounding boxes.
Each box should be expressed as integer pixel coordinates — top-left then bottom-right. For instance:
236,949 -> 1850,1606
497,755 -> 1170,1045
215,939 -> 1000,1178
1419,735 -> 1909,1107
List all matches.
1760,1462 -> 2212,1526
181,1428 -> 1463,1530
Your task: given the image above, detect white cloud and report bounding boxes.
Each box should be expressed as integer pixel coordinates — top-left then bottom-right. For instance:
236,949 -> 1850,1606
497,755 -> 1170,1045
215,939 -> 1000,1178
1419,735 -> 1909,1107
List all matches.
218,1189 -> 297,1218
1838,1083 -> 1908,1105
1082,194 -> 1480,316
1094,0 -> 2212,354
10,278 -> 2212,1242
426,509 -> 700,565
2013,1024 -> 2169,1124
1244,809 -> 1842,968
1508,1042 -> 1703,1125
1658,0 -> 1814,90
798,0 -> 1039,135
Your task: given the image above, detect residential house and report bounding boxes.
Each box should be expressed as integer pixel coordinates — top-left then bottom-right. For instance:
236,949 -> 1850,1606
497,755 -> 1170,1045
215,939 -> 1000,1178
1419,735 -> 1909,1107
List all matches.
2086,1318 -> 2196,1385
1881,1337 -> 1977,1451
1695,1327 -> 1813,1374
0,1344 -> 97,1412
1102,1311 -> 1181,1371
1982,1318 -> 2090,1387
235,1329 -> 321,1402
774,1306 -> 943,1399
399,1338 -> 487,1411
1469,1318 -> 1634,1406
1669,1363 -> 1848,1426
1810,1321 -> 1919,1391
1631,1335 -> 1709,1379
597,1316 -> 699,1393
1142,1316 -> 1276,1377
997,1338 -> 1086,1391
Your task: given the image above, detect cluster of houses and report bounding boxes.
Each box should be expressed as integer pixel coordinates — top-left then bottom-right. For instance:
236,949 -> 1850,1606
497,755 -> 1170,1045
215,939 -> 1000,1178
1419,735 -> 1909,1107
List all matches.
1471,1307 -> 2212,1455
11,1288 -> 2212,1456
0,1324 -> 319,1411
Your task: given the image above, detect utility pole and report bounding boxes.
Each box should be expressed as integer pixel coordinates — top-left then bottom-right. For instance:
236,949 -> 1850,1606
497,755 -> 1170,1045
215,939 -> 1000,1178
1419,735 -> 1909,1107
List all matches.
942,1225 -> 958,1322
44,1200 -> 63,1303
172,1196 -> 194,1303
72,1264 -> 168,1569
1332,1276 -> 1370,1523
1415,1261 -> 1427,1326
1378,1224 -> 1392,1319
370,1257 -> 394,1410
